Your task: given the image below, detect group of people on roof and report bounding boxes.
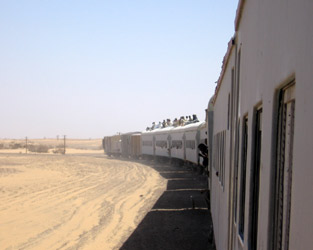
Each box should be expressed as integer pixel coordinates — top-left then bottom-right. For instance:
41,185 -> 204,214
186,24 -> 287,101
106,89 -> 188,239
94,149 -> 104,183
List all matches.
146,114 -> 199,131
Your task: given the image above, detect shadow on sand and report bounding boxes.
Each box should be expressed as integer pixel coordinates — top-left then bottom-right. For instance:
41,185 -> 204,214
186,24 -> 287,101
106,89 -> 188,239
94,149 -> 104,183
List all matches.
120,158 -> 216,250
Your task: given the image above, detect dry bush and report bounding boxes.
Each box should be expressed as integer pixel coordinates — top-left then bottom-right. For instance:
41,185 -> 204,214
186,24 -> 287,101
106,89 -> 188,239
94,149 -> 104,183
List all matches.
9,143 -> 23,149
52,148 -> 65,154
28,144 -> 50,153
52,144 -> 65,154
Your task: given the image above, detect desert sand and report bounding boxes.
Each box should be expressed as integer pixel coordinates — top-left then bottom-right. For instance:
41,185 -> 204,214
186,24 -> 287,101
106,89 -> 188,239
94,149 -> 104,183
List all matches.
0,152 -> 167,250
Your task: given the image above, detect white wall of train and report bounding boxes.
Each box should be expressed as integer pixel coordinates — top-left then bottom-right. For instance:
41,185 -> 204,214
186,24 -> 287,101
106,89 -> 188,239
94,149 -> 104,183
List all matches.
103,121 -> 209,173
141,121 -> 207,166
210,1 -> 313,250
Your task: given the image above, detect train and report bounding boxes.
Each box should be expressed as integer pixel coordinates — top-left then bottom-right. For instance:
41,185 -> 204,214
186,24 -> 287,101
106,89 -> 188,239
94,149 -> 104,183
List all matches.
103,1 -> 313,249
102,115 -> 211,173
209,1 -> 313,250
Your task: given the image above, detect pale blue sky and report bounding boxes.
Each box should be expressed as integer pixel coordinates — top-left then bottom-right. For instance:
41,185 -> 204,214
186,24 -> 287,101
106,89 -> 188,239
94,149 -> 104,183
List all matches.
0,0 -> 238,138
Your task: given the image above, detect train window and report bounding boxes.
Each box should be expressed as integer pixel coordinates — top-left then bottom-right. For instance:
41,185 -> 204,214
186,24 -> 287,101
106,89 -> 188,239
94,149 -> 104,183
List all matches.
272,82 -> 295,250
185,140 -> 196,149
214,134 -> 219,182
171,140 -> 183,149
228,93 -> 230,130
156,140 -> 167,148
239,116 -> 248,240
142,141 -> 153,147
213,130 -> 226,187
236,50 -> 241,105
213,135 -> 217,171
234,119 -> 240,224
249,107 -> 262,250
222,130 -> 226,187
219,132 -> 223,186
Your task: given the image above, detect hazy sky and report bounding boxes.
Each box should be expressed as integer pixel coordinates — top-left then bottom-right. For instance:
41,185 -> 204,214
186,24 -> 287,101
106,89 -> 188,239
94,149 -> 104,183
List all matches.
0,0 -> 238,138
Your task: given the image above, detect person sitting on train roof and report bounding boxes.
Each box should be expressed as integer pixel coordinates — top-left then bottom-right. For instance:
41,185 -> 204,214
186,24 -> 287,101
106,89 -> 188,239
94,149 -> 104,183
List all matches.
192,114 -> 199,123
179,116 -> 186,126
162,120 -> 166,128
155,121 -> 162,129
184,115 -> 192,125
173,118 -> 178,127
166,119 -> 172,127
178,117 -> 182,126
151,122 -> 156,130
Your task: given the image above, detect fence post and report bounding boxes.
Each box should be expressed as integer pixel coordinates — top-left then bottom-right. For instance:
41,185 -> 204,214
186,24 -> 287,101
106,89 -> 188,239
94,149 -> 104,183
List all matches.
64,135 -> 66,154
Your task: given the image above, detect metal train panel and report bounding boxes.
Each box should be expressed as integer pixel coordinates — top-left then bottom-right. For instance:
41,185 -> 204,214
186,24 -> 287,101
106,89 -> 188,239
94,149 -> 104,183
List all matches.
103,135 -> 122,155
109,135 -> 122,155
130,134 -> 141,158
183,121 -> 206,165
141,132 -> 154,156
121,132 -> 141,157
169,128 -> 185,161
121,133 -> 132,157
153,127 -> 173,158
184,129 -> 199,165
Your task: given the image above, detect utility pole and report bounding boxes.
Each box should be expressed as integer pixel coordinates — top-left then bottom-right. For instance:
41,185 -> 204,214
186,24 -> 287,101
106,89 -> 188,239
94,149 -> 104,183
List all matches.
25,136 -> 28,154
63,135 -> 66,154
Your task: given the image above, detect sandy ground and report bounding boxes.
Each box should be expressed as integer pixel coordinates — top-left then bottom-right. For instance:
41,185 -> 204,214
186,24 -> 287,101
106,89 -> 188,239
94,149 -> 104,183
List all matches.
0,153 -> 167,250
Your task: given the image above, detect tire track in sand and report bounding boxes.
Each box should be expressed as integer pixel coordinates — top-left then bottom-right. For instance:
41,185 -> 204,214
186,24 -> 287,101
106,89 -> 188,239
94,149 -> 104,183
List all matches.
0,154 -> 167,250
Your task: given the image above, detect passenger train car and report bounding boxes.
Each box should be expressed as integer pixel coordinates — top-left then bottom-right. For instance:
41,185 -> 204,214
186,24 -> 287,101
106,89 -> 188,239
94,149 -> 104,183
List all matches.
103,120 -> 209,170
210,1 -> 313,250
141,121 -> 207,166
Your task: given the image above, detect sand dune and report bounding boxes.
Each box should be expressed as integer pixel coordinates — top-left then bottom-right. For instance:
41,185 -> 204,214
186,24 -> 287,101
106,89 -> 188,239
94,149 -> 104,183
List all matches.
0,154 -> 167,250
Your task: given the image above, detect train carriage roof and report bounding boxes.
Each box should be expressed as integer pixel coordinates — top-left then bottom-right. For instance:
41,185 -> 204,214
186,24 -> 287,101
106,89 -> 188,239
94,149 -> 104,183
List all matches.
142,121 -> 206,135
171,121 -> 206,132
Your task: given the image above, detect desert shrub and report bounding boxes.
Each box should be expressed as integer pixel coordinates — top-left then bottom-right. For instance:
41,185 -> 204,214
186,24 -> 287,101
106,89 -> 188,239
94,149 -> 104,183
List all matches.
53,148 -> 65,154
9,143 -> 23,149
0,143 -> 4,149
28,144 -> 50,153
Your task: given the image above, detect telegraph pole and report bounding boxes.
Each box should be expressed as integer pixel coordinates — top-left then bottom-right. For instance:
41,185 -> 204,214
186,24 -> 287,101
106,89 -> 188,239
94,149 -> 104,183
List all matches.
63,135 -> 66,154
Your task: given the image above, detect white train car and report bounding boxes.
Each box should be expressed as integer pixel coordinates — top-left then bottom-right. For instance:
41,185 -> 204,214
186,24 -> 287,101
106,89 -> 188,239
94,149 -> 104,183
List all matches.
169,126 -> 186,162
210,1 -> 313,250
154,127 -> 173,158
140,120 -> 207,168
141,130 -> 155,157
184,121 -> 206,165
